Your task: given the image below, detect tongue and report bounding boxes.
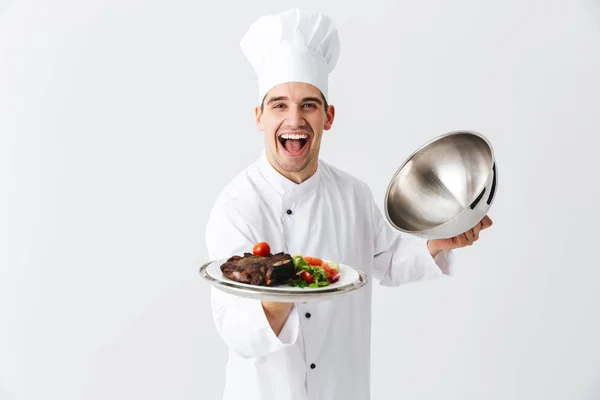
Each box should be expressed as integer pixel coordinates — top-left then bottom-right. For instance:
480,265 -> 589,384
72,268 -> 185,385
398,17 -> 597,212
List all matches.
284,139 -> 302,153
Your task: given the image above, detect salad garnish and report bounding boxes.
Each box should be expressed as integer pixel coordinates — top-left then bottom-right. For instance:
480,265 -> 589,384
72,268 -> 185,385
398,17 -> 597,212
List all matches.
290,255 -> 340,288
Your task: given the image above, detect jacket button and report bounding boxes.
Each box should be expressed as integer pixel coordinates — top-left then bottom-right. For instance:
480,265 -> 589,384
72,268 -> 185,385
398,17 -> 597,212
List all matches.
305,312 -> 311,318
310,363 -> 316,369
286,209 -> 292,215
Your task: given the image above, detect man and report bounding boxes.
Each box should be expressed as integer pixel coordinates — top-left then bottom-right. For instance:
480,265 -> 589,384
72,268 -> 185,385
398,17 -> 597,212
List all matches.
204,8 -> 493,400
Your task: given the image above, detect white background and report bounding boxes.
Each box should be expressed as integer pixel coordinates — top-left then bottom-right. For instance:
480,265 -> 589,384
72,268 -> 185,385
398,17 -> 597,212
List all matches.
2,1 -> 600,399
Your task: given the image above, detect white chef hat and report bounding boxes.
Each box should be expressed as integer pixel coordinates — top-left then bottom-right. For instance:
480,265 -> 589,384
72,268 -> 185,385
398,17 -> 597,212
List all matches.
240,8 -> 341,104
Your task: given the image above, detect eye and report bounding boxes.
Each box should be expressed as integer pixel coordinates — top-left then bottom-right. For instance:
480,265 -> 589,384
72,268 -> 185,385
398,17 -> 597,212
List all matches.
303,103 -> 317,109
273,103 -> 285,109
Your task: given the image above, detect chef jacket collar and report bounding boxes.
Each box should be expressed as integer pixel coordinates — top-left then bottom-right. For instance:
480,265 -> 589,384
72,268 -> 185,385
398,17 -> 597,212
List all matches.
257,150 -> 321,199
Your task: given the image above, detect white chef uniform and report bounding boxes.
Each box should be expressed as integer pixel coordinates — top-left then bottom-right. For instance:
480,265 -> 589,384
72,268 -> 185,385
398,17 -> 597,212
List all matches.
204,8 -> 454,400
205,152 -> 453,400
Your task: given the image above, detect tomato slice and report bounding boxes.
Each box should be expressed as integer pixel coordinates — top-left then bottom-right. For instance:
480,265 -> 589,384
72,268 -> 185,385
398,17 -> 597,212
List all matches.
322,263 -> 340,283
301,271 -> 314,284
329,272 -> 340,283
303,256 -> 323,266
253,242 -> 271,257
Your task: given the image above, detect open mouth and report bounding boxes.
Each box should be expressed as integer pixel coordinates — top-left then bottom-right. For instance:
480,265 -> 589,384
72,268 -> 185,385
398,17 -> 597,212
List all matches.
278,133 -> 310,156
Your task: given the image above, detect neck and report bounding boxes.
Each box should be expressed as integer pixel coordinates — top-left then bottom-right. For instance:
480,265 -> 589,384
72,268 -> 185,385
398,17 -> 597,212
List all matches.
265,152 -> 318,184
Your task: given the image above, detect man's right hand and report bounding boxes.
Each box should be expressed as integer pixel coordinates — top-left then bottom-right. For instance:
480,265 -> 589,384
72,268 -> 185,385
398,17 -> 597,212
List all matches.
261,301 -> 294,336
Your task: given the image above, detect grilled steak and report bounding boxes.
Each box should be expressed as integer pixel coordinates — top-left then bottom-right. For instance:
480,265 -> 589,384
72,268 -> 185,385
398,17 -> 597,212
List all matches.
220,252 -> 295,286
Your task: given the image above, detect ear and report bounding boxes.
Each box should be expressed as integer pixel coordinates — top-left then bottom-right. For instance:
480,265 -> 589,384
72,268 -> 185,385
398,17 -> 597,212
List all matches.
324,105 -> 335,131
255,106 -> 263,131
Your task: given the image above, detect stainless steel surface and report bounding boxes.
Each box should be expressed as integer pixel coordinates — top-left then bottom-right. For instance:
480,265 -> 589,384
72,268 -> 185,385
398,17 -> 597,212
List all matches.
199,261 -> 368,303
384,130 -> 498,239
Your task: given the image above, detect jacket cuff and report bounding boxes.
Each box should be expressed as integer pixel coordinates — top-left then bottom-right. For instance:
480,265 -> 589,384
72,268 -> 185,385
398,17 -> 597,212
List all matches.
211,287 -> 300,359
407,238 -> 447,280
433,248 -> 454,275
408,239 -> 454,280
245,300 -> 300,354
275,304 -> 300,344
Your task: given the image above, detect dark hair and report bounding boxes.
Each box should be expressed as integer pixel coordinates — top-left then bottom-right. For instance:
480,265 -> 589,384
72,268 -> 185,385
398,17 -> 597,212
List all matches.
260,91 -> 329,114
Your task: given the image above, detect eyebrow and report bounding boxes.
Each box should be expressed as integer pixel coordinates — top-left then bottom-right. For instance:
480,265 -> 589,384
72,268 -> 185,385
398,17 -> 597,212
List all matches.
266,96 -> 323,105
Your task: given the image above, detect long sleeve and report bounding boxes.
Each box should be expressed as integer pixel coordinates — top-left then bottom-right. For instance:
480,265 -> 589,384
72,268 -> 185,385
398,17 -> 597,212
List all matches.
205,198 -> 300,359
370,194 -> 454,287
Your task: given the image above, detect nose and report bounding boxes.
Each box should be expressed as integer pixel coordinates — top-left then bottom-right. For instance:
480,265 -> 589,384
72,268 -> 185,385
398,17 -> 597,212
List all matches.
284,107 -> 306,129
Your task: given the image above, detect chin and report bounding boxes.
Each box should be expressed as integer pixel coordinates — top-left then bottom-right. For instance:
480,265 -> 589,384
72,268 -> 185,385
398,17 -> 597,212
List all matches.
276,153 -> 312,173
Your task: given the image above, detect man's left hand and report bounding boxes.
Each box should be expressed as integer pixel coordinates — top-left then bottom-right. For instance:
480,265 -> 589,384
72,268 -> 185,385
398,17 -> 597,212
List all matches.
427,215 -> 493,258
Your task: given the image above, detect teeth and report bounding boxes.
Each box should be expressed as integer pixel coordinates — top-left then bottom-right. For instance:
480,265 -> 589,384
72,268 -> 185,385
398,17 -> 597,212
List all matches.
280,133 -> 308,140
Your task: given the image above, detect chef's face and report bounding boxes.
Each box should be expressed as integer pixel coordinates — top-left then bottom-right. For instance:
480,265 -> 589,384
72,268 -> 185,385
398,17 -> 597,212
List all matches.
256,82 -> 335,183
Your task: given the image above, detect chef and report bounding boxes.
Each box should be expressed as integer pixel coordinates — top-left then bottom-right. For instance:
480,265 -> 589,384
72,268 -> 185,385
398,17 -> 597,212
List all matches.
204,8 -> 493,400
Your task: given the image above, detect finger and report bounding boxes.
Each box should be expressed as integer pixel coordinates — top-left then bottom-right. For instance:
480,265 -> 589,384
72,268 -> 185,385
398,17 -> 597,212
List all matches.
472,225 -> 481,241
452,235 -> 465,248
474,220 -> 483,239
463,230 -> 474,245
480,215 -> 493,230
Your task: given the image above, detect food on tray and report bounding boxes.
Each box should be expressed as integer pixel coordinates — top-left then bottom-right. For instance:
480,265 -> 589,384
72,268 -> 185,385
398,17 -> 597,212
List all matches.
220,252 -> 295,286
252,242 -> 271,257
219,242 -> 341,288
289,255 -> 340,288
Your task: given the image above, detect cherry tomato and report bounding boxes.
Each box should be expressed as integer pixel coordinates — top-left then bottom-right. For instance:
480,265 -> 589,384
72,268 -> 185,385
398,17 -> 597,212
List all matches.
328,272 -> 340,282
322,263 -> 340,283
303,256 -> 323,266
253,242 -> 271,257
301,271 -> 314,284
